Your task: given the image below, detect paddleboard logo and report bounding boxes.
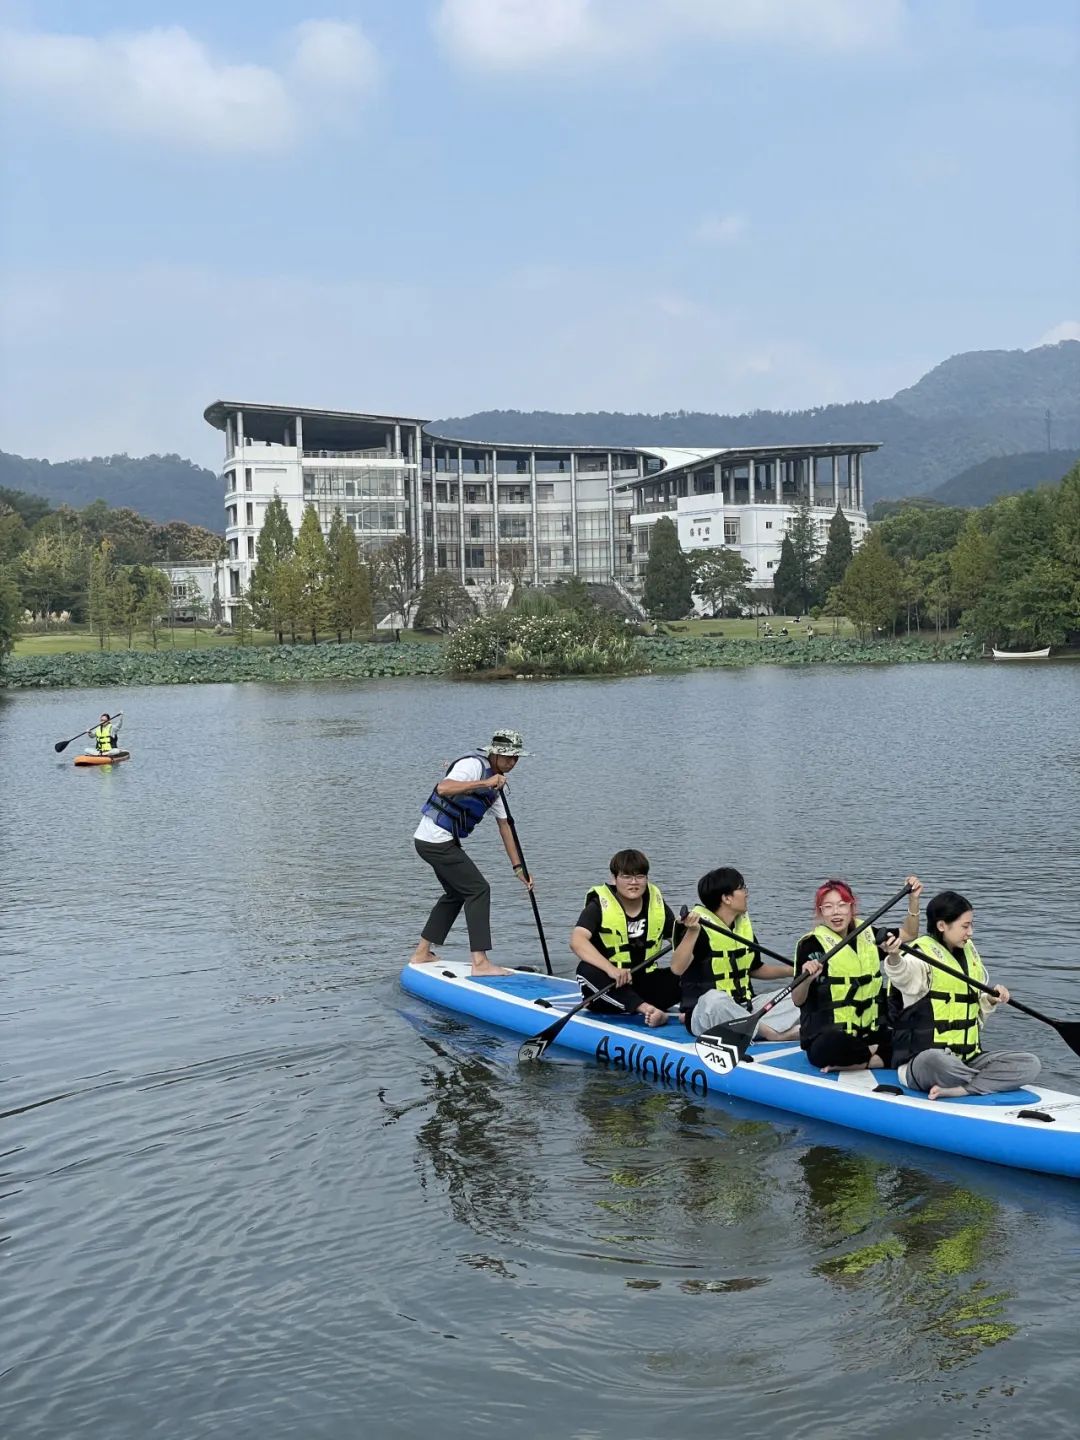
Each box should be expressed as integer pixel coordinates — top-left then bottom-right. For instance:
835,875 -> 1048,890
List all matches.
594,1035 -> 708,1095
694,1034 -> 740,1076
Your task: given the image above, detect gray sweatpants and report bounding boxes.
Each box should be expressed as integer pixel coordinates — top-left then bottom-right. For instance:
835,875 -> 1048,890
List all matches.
901,1047 -> 1041,1095
415,838 -> 492,951
690,987 -> 800,1039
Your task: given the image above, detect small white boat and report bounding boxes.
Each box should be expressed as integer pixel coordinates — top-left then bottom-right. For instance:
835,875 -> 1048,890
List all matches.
992,646 -> 1050,659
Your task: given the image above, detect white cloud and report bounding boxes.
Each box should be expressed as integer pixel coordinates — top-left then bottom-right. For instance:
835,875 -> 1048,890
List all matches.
693,212 -> 748,245
433,0 -> 906,69
291,20 -> 380,96
1035,321 -> 1080,347
0,20 -> 379,153
434,0 -> 605,69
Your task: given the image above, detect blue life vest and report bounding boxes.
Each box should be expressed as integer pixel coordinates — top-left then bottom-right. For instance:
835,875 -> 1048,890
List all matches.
420,752 -> 499,840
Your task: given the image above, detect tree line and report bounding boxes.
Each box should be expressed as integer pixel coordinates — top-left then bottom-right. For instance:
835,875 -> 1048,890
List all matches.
639,463 -> 1080,647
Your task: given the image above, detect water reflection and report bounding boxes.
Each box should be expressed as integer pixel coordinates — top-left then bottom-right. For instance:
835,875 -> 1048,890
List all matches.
802,1146 -> 1017,1367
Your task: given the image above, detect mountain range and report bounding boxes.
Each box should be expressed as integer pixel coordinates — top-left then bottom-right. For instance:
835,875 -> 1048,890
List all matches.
2,341 -> 1077,530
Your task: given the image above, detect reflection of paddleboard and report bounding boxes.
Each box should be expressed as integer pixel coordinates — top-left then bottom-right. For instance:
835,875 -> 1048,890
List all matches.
402,960 -> 1080,1179
74,751 -> 131,766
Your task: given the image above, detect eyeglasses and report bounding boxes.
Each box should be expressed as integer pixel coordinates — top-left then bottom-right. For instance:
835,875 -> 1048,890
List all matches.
619,874 -> 648,882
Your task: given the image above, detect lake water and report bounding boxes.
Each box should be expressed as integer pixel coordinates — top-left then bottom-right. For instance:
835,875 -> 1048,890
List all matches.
2,664 -> 1079,1440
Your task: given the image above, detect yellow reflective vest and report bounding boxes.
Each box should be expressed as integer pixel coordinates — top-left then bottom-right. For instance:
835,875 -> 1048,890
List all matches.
92,723 -> 114,754
801,923 -> 883,1037
691,906 -> 756,1008
891,935 -> 986,1065
587,883 -> 667,971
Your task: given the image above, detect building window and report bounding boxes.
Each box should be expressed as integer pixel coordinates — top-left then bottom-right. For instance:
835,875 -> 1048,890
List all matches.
229,569 -> 241,598
724,519 -> 740,545
171,583 -> 187,600
465,546 -> 485,569
562,546 -> 572,566
245,468 -> 252,491
345,481 -> 355,498
765,521 -> 773,530
536,484 -> 555,502
303,476 -> 314,494
469,518 -> 482,539
465,485 -> 489,504
437,545 -> 448,568
766,561 -> 774,570
247,536 -> 255,559
436,482 -> 448,503
245,502 -> 254,525
226,506 -> 237,527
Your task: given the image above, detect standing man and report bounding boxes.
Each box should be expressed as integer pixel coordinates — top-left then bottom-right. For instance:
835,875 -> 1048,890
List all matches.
411,728 -> 533,977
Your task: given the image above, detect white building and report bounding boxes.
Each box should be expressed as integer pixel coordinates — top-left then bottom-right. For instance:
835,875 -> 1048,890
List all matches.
204,401 -> 877,623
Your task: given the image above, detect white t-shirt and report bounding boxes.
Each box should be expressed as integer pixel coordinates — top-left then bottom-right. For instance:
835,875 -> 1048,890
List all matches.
414,756 -> 507,844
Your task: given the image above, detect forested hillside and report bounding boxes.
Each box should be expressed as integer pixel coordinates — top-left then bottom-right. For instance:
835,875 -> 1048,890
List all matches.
0,452 -> 222,530
436,341 -> 1080,504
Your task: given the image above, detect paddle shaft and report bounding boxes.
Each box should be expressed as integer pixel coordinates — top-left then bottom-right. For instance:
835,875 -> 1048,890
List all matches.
693,911 -> 793,968
55,710 -> 123,753
524,941 -> 674,1051
499,789 -> 553,976
897,941 -> 1057,1027
734,882 -> 914,1029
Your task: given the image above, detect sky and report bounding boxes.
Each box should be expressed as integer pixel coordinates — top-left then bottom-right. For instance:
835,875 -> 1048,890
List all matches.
0,0 -> 1077,469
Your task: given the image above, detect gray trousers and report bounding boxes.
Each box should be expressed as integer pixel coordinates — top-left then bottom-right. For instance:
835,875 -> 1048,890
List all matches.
902,1048 -> 1041,1095
690,988 -> 799,1039
415,838 -> 492,952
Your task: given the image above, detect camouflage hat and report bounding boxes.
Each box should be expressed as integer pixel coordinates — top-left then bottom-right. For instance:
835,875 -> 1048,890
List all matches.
483,728 -> 530,757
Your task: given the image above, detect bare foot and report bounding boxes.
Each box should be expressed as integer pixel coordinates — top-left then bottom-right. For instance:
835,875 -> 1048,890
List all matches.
640,1005 -> 669,1028
868,1054 -> 884,1069
409,946 -> 440,965
928,1083 -> 968,1101
470,958 -> 510,977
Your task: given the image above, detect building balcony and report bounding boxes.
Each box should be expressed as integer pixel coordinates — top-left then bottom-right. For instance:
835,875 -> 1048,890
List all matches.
302,448 -> 402,461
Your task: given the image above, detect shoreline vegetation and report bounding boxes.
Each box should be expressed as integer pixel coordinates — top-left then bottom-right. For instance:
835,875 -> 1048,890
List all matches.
2,631 -> 985,690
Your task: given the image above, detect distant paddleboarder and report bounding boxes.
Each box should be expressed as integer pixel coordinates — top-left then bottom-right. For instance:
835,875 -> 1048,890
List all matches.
411,728 -> 533,977
90,713 -> 122,755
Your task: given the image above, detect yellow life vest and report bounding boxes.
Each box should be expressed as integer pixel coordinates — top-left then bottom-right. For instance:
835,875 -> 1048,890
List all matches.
692,906 -> 756,1008
899,935 -> 986,1063
588,883 -> 667,971
802,923 -> 883,1036
92,722 -> 114,754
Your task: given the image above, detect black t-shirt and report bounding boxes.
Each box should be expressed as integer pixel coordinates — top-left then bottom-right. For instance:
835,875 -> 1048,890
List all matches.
575,888 -> 676,969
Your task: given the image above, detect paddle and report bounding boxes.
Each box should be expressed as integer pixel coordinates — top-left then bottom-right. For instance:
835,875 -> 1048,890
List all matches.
897,941 -> 1080,1061
518,941 -> 675,1062
692,911 -> 794,968
698,882 -> 913,1067
499,788 -> 553,976
54,711 -> 123,753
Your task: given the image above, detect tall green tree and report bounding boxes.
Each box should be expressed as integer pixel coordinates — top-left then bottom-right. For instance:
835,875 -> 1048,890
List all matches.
642,517 -> 692,620
273,553 -> 304,643
135,567 -> 170,649
837,531 -> 903,640
295,505 -> 329,642
690,546 -> 754,616
0,567 -> 20,670
817,507 -> 854,599
784,495 -> 821,610
772,536 -> 799,615
948,514 -> 995,613
249,494 -> 296,643
325,510 -> 373,641
185,576 -> 209,644
88,539 -> 114,649
109,566 -> 139,648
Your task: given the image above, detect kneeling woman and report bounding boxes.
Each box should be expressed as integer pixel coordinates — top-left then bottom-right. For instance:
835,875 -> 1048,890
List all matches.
884,890 -> 1040,1100
793,877 -> 921,1071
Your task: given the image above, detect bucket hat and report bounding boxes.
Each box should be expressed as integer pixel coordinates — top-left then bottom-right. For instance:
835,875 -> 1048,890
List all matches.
483,728 -> 530,757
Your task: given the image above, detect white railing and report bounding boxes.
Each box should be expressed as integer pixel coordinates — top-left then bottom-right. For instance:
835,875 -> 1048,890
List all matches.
303,448 -> 400,460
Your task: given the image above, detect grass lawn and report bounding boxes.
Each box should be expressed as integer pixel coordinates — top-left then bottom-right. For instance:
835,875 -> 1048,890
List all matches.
13,625 -> 447,656
656,616 -> 860,640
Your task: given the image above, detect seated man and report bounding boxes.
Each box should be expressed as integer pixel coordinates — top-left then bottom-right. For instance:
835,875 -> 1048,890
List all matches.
672,867 -> 799,1041
571,849 -> 687,1028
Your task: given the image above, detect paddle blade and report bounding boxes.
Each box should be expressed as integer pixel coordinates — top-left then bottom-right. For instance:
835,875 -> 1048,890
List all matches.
517,1035 -> 551,1063
694,1024 -> 750,1075
54,739 -> 71,752
1051,1019 -> 1080,1061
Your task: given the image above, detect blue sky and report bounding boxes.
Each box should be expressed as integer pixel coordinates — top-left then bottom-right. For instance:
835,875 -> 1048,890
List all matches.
0,0 -> 1077,467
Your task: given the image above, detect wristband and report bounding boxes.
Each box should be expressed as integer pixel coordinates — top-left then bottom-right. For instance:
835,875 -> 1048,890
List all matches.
513,864 -> 525,874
